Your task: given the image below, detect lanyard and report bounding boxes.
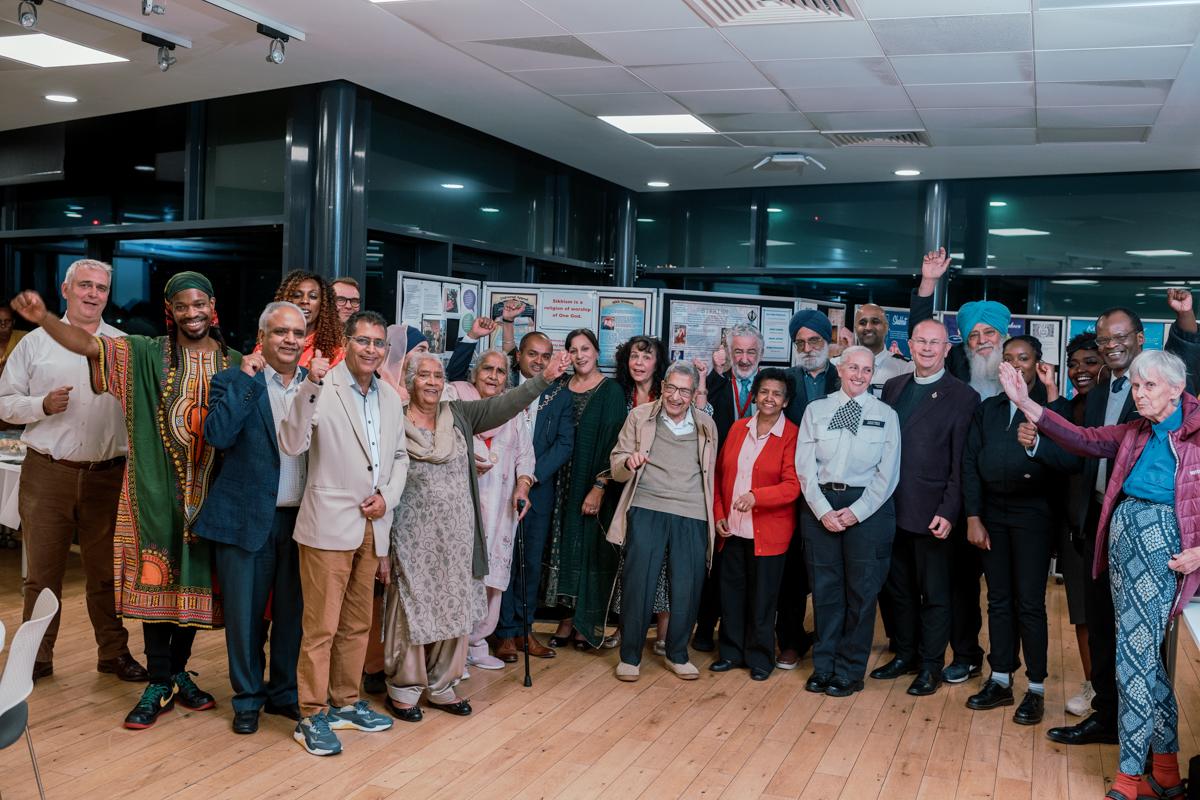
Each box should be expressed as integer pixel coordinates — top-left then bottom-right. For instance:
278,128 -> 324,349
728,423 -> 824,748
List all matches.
732,378 -> 753,419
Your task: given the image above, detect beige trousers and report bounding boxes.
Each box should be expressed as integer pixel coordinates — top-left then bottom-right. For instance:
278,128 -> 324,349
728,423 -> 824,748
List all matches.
385,636 -> 468,706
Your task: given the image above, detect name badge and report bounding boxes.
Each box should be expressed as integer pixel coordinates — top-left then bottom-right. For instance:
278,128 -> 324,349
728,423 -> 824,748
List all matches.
863,419 -> 885,428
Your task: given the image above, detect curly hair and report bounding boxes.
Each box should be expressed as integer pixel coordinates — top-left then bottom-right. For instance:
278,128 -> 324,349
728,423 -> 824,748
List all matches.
269,270 -> 342,358
614,335 -> 667,402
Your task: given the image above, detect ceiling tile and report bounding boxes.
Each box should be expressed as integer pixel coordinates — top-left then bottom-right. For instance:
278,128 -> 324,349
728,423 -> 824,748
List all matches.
785,85 -> 914,112
700,112 -> 816,133
670,88 -> 794,114
456,36 -> 609,71
630,133 -> 742,148
725,132 -> 834,148
859,0 -> 1031,19
556,92 -> 689,116
926,128 -> 1037,145
509,66 -> 650,95
519,0 -> 706,33
1036,126 -> 1150,143
870,14 -> 1032,56
891,52 -> 1034,83
1035,5 -> 1200,50
908,82 -> 1034,108
1037,104 -> 1163,127
631,62 -> 774,92
1036,79 -> 1174,106
720,21 -> 882,60
806,109 -> 925,130
579,28 -> 742,67
1035,46 -> 1191,83
918,107 -> 1037,128
756,57 -> 900,88
383,0 -> 565,43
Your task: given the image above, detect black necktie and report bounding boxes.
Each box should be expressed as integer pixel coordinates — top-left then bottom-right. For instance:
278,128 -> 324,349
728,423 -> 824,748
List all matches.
827,400 -> 862,435
1112,376 -> 1128,393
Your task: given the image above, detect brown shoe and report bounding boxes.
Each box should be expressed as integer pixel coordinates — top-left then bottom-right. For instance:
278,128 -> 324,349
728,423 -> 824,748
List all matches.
32,661 -> 53,682
98,654 -> 150,682
495,638 -> 518,663
776,649 -> 800,670
515,635 -> 556,659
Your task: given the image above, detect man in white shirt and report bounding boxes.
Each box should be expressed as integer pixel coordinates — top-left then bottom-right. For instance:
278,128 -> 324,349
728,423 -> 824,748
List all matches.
833,304 -> 914,398
0,259 -> 145,682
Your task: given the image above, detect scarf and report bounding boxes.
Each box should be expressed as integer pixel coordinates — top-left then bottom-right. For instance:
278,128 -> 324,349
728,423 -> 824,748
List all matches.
403,401 -> 458,464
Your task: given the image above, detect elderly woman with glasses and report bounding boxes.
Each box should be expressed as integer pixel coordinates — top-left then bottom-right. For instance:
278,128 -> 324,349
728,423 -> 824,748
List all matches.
1001,349 -> 1200,800
607,361 -> 717,682
382,349 -> 570,722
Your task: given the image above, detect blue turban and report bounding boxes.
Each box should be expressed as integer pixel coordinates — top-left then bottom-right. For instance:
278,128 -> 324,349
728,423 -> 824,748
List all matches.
957,300 -> 1011,339
404,325 -> 429,354
788,309 -> 833,343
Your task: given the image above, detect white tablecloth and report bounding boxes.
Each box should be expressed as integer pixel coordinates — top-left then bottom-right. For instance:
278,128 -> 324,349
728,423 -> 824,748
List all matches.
0,462 -> 20,529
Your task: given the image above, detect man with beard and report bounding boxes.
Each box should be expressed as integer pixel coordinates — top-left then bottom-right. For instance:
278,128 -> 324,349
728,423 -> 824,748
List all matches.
834,304 -> 913,398
1020,290 -> 1200,747
11,272 -> 241,730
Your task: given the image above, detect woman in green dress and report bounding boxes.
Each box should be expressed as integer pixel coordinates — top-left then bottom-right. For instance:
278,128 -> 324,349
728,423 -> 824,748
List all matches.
543,328 -> 626,649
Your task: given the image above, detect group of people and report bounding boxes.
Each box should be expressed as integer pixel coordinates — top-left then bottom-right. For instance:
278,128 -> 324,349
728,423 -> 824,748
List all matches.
3,256 -> 1200,799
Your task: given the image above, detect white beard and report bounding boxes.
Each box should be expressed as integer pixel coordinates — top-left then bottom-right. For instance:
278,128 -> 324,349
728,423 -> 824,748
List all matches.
967,347 -> 1003,398
800,349 -> 829,373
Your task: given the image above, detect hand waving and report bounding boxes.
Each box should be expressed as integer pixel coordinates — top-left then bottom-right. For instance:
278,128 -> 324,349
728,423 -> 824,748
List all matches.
1167,288 -> 1193,316
10,291 -> 48,326
469,315 -> 497,340
921,247 -> 952,281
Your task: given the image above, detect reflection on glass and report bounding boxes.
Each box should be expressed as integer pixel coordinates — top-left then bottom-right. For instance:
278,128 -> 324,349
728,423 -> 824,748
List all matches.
636,190 -> 753,270
205,92 -> 287,219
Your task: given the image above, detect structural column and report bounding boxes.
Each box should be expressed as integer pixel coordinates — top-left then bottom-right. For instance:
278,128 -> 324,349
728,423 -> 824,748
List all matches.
923,180 -> 949,311
310,81 -> 369,285
614,189 -> 636,287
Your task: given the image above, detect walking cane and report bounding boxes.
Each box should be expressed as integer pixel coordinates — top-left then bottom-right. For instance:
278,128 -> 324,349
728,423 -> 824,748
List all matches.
516,499 -> 533,688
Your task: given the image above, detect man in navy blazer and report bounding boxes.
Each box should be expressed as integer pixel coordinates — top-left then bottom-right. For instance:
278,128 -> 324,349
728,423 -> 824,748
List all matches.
447,319 -> 574,659
195,302 -> 309,734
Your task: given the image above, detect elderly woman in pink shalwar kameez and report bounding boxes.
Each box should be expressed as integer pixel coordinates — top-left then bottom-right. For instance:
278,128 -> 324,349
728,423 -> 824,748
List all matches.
451,348 -> 537,670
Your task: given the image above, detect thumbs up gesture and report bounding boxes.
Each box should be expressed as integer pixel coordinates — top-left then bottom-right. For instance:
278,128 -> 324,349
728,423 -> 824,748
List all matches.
308,349 -> 331,383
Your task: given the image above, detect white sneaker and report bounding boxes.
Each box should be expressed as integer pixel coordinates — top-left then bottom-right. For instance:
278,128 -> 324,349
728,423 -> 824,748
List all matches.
652,640 -> 666,656
1065,680 -> 1095,717
466,642 -> 505,670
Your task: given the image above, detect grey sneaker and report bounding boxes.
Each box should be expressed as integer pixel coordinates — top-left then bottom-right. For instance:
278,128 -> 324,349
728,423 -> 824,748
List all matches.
328,700 -> 393,732
294,712 -> 342,756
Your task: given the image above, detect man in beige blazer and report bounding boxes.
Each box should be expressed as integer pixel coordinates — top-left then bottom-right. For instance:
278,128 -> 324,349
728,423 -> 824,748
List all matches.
279,310 -> 408,757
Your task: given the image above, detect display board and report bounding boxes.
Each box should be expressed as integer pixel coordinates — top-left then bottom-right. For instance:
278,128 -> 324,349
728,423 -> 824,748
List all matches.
940,311 -> 1066,368
881,306 -> 912,358
395,271 -> 484,356
479,283 -> 657,370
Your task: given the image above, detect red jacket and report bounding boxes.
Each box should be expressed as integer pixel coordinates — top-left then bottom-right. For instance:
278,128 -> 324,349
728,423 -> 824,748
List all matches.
1038,393 -> 1200,618
713,416 -> 801,556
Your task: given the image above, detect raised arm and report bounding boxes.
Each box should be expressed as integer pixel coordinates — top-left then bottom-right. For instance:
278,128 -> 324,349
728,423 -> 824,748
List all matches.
11,291 -> 99,359
999,361 -> 1123,460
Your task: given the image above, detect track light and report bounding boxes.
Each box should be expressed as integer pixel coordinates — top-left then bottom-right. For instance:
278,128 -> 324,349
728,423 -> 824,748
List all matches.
141,0 -> 164,15
256,23 -> 288,65
17,0 -> 40,29
141,33 -> 175,71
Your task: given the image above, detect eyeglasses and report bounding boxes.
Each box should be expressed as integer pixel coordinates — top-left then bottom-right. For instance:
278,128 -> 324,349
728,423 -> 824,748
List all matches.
349,336 -> 388,349
334,296 -> 360,308
910,338 -> 945,347
794,336 -> 826,351
1095,331 -> 1135,349
661,383 -> 694,398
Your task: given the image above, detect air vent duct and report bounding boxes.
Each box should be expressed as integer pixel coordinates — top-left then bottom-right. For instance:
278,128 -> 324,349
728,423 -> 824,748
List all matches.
684,0 -> 861,27
823,131 -> 931,147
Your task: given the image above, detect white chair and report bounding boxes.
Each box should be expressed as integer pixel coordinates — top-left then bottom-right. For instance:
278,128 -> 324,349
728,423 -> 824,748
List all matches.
0,588 -> 58,800
0,619 -> 6,653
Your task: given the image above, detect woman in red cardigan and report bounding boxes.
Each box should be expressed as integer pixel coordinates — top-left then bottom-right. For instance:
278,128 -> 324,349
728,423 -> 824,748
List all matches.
710,367 -> 802,681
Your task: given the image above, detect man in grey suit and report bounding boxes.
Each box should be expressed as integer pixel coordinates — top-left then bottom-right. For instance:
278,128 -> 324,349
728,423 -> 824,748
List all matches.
196,301 -> 308,735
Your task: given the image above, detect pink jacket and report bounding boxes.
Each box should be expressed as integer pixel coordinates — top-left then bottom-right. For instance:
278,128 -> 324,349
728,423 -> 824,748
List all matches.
1037,393 -> 1200,617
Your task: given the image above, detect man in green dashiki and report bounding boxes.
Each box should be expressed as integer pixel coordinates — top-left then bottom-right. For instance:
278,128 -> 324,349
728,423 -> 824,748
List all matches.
12,271 -> 241,730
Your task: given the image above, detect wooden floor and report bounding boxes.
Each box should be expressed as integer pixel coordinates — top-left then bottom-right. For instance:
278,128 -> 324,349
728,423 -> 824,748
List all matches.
1,549 -> 1198,800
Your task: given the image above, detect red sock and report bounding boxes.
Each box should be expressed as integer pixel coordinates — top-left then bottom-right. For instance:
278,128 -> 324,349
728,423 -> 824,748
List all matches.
1152,752 -> 1182,789
1111,772 -> 1141,799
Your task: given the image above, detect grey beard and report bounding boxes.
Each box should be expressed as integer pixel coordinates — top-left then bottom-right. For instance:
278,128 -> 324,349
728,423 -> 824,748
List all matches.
800,349 -> 829,373
967,347 -> 1003,398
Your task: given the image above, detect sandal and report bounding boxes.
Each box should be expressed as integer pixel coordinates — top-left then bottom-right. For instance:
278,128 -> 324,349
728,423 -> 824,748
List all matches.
1144,775 -> 1187,799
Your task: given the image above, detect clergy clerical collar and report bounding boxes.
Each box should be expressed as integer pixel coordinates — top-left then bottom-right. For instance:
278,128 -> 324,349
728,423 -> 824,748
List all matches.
914,368 -> 945,385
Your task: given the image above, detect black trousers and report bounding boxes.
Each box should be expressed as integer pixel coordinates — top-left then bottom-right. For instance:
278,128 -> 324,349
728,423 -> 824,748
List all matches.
694,546 -> 723,640
884,528 -> 953,672
496,490 -> 554,639
802,488 -> 894,681
718,537 -> 787,673
949,524 -> 985,666
979,507 -> 1053,683
143,621 -> 198,685
775,524 -> 811,654
1083,499 -> 1118,728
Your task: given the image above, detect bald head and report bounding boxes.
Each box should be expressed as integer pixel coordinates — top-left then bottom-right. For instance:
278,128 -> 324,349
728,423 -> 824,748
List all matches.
909,318 -> 951,378
854,303 -> 888,353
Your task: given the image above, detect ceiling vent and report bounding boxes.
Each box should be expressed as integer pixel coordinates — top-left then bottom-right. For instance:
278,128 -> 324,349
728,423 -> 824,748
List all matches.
823,131 -> 931,147
684,0 -> 861,27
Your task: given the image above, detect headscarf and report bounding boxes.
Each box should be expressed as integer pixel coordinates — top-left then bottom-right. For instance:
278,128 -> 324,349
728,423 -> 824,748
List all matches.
164,271 -> 214,301
957,300 -> 1011,339
788,309 -> 833,343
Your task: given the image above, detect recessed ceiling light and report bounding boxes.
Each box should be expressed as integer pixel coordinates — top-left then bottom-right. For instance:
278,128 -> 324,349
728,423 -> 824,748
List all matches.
133,164 -> 155,173
1125,249 -> 1192,257
766,207 -> 782,213
64,211 -> 81,218
949,252 -> 965,259
598,114 -> 714,135
440,183 -> 464,190
44,93 -> 77,103
1136,293 -> 1147,297
989,201 -> 1007,207
480,207 -> 499,213
636,218 -> 654,223
894,169 -> 921,177
989,228 -> 1050,237
646,181 -> 670,188
0,33 -> 127,68
1052,279 -> 1099,285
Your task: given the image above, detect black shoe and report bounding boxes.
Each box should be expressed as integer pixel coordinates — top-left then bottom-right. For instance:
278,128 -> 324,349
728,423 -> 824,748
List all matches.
264,702 -> 301,721
709,659 -> 740,672
363,670 -> 386,695
966,679 -> 1014,710
385,697 -> 423,723
32,661 -> 53,682
870,657 -> 918,681
1013,691 -> 1044,725
750,667 -> 771,682
429,698 -> 472,716
907,670 -> 941,696
233,709 -> 259,734
826,677 -> 864,698
1046,714 -> 1119,745
97,654 -> 149,682
805,672 -> 834,694
941,661 -> 983,684
172,671 -> 216,711
692,633 -> 716,653
124,682 -> 176,729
